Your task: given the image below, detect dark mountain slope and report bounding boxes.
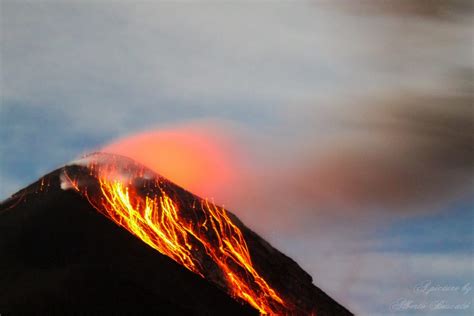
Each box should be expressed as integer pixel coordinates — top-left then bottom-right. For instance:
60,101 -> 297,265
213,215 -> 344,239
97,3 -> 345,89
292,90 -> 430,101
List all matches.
0,154 -> 352,315
0,172 -> 257,315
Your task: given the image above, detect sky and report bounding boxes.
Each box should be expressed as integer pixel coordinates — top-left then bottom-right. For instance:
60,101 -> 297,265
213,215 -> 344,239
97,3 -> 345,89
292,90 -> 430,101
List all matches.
1,1 -> 473,315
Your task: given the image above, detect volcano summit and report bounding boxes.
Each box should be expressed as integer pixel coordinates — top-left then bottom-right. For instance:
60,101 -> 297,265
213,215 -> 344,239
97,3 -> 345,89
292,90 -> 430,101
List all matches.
0,153 -> 352,315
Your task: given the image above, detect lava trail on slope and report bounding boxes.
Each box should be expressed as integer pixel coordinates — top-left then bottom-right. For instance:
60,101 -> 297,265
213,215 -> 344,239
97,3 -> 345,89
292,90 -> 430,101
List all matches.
1,152 -> 352,315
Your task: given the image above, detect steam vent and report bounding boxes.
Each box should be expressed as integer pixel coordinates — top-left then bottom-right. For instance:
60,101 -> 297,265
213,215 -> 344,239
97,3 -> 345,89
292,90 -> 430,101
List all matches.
0,153 -> 352,315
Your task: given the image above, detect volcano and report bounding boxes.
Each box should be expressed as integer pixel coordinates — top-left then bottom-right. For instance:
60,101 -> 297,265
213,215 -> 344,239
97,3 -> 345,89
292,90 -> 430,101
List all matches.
0,153 -> 352,315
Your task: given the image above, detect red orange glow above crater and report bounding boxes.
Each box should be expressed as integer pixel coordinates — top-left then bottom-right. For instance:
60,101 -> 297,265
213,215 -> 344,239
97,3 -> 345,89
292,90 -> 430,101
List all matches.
102,126 -> 240,200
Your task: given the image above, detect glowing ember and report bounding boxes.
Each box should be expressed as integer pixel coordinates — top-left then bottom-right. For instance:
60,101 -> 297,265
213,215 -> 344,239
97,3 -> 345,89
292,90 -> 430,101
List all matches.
62,155 -> 286,315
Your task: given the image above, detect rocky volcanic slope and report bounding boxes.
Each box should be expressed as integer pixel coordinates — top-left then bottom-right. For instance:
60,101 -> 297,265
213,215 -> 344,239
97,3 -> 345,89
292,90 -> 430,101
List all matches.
0,154 -> 352,315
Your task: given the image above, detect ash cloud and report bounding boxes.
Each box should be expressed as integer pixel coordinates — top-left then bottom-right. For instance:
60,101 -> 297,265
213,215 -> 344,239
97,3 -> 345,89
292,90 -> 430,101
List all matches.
292,86 -> 472,211
207,76 -> 473,231
335,0 -> 473,19
103,74 -> 472,233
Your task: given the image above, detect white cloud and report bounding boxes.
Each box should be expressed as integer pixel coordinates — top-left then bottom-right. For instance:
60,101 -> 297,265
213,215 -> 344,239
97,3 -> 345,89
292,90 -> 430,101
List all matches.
2,1 -> 471,136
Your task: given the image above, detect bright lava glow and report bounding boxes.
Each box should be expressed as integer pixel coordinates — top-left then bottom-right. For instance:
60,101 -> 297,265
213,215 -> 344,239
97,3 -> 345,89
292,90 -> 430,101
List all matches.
64,156 -> 286,315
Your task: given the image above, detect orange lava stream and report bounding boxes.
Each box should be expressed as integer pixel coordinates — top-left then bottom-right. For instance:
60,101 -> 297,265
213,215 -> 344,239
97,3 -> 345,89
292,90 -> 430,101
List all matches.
95,177 -> 285,315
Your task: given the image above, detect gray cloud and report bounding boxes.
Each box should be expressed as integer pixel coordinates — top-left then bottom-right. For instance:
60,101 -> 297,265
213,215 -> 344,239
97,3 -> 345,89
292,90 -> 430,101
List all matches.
198,81 -> 473,233
1,0 -> 471,234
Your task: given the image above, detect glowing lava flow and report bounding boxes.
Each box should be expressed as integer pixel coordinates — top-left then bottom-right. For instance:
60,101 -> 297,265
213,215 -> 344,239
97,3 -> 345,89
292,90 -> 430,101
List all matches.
67,160 -> 286,315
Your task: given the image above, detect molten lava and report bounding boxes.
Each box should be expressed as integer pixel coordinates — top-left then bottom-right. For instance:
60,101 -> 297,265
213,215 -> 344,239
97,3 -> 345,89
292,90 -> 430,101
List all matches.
62,155 -> 286,315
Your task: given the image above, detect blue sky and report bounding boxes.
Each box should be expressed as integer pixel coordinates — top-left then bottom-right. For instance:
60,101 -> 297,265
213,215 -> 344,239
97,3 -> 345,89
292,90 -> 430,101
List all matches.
1,2 -> 472,315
